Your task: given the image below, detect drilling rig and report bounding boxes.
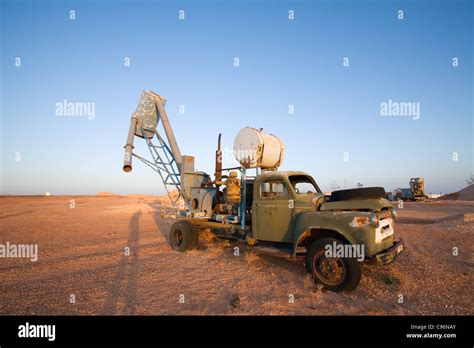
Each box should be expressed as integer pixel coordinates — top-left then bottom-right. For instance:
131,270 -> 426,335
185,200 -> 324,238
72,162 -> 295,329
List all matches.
123,90 -> 404,292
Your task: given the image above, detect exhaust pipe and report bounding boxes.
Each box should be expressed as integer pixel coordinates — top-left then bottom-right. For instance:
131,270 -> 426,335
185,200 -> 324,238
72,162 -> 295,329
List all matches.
214,133 -> 222,183
123,114 -> 137,172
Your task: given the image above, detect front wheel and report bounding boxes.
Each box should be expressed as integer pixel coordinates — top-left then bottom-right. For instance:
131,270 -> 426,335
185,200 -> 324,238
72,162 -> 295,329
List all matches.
305,237 -> 362,292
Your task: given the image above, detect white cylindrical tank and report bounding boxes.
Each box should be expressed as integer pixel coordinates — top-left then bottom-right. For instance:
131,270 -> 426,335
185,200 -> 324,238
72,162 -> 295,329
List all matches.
233,127 -> 285,169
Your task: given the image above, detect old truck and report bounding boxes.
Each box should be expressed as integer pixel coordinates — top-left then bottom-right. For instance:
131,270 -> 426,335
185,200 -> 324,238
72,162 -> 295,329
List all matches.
123,90 -> 404,292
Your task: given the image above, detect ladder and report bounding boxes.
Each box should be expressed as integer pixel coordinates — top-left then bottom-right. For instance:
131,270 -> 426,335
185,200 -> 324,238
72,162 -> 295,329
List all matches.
132,128 -> 184,206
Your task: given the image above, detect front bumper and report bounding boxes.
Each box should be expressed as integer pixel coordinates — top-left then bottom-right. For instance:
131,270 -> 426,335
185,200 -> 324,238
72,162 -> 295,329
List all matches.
374,238 -> 404,265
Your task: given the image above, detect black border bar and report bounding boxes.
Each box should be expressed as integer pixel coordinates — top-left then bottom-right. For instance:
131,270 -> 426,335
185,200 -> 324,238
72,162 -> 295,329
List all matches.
0,315 -> 472,346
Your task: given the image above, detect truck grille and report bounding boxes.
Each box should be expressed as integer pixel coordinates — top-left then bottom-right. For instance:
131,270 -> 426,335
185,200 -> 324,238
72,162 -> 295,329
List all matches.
375,217 -> 394,243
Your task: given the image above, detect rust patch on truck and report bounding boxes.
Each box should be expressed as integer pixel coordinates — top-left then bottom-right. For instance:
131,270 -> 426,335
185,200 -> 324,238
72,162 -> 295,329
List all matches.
349,216 -> 370,228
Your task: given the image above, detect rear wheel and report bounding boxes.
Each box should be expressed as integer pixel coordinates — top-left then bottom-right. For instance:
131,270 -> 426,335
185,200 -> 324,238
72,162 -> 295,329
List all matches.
305,237 -> 362,292
169,221 -> 198,252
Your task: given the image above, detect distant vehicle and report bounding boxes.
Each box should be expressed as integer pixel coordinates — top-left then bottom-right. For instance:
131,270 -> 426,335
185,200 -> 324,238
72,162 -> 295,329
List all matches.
395,177 -> 427,202
394,188 -> 415,201
410,177 -> 427,201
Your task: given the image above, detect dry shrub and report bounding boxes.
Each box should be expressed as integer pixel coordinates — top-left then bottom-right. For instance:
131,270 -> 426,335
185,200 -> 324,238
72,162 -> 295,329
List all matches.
202,232 -> 231,256
303,273 -> 315,289
244,251 -> 260,264
464,213 -> 474,222
199,228 -> 216,242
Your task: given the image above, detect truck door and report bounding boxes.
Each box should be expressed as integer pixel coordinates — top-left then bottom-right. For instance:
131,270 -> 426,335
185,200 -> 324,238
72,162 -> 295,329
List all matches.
253,178 -> 294,242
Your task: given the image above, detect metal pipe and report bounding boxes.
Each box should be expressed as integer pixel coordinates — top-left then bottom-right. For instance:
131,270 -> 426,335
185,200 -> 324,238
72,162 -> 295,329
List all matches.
123,114 -> 138,172
215,133 -> 222,183
240,167 -> 247,231
152,93 -> 183,170
221,166 -> 243,171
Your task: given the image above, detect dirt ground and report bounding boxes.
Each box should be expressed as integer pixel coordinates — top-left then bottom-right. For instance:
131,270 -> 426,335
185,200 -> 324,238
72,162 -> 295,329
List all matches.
0,195 -> 472,315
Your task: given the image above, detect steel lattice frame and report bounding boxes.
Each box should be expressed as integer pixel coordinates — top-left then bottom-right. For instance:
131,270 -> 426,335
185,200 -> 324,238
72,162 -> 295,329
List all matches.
132,127 -> 185,206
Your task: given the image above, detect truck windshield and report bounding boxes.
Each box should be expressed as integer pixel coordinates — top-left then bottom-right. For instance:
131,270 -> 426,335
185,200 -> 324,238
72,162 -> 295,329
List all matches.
289,175 -> 321,194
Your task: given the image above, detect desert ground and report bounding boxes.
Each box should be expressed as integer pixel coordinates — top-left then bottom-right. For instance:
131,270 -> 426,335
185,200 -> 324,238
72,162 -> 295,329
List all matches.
0,195 -> 472,315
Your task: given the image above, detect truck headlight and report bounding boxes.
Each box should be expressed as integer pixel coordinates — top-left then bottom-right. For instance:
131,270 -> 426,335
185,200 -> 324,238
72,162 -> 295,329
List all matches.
370,211 -> 379,226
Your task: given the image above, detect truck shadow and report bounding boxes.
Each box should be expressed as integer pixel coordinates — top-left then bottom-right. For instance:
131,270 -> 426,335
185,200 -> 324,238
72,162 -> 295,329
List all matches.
140,198 -> 176,243
145,199 -> 308,280
150,203 -> 174,244
248,249 -> 307,276
102,210 -> 141,315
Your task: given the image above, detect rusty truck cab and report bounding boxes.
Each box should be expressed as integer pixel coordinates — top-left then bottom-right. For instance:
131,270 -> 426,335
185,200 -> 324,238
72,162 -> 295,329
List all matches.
251,171 -> 322,243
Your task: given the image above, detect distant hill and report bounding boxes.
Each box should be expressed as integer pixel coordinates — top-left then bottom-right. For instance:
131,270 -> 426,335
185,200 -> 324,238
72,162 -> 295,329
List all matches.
438,184 -> 474,201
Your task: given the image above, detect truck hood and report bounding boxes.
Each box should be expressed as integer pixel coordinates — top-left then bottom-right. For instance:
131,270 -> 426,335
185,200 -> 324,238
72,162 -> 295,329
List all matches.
319,198 -> 392,212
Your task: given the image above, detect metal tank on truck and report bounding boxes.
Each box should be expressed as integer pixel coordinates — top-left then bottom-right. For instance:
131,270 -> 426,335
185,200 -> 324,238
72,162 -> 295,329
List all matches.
233,127 -> 285,169
123,90 -> 405,292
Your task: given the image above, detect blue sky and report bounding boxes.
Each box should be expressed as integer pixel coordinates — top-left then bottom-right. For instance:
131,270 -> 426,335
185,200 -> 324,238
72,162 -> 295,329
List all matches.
1,0 -> 472,195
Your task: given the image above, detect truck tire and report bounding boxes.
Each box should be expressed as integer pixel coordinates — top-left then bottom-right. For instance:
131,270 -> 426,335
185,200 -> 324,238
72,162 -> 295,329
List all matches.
170,221 -> 198,252
306,237 -> 362,292
331,187 -> 386,201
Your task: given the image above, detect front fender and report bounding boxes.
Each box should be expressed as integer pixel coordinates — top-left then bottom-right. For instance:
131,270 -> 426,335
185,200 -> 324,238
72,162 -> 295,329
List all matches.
292,211 -> 372,256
